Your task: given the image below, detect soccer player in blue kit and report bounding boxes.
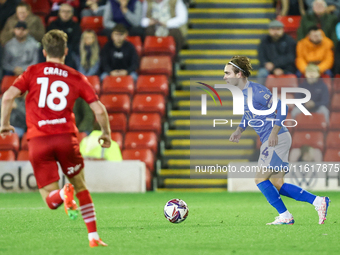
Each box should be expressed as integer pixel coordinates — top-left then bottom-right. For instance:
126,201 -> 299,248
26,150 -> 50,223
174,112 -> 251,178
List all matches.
227,56 -> 330,225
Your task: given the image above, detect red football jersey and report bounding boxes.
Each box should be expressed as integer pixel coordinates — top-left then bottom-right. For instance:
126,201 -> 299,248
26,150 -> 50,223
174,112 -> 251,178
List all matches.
13,62 -> 98,139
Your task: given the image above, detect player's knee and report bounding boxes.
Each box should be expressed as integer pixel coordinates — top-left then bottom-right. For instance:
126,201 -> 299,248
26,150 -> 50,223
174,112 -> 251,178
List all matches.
271,180 -> 283,191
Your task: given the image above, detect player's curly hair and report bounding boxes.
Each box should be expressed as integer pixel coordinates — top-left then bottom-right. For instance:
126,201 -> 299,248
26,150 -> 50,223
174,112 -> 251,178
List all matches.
228,56 -> 253,78
42,30 -> 68,58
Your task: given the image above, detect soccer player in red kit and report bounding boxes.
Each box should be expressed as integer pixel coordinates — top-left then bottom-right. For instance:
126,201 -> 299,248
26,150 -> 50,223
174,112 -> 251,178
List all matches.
0,30 -> 110,247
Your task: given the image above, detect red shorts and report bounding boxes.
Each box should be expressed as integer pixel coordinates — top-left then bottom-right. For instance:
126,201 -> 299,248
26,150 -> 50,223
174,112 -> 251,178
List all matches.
28,133 -> 84,189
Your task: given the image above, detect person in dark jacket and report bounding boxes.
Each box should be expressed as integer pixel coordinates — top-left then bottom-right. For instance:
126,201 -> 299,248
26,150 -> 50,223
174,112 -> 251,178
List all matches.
100,24 -> 139,81
291,64 -> 330,123
257,20 -> 297,85
46,3 -> 82,69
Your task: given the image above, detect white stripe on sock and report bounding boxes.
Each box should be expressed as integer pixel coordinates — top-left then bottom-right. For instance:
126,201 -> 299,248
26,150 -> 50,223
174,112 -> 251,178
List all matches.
80,203 -> 94,210
82,212 -> 96,219
81,208 -> 94,214
84,217 -> 96,223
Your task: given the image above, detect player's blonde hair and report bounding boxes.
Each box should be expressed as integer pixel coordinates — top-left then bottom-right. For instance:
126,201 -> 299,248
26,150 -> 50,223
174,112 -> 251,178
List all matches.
80,30 -> 99,70
228,56 -> 253,78
42,29 -> 68,58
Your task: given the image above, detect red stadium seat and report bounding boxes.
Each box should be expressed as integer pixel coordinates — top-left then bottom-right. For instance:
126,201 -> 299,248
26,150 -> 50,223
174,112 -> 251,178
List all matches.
77,132 -> 87,144
102,76 -> 134,96
0,133 -> 19,153
331,93 -> 340,111
124,131 -> 158,154
143,36 -> 176,59
111,132 -> 123,150
326,132 -> 340,149
139,56 -> 172,78
294,113 -> 327,132
265,74 -> 298,94
126,36 -> 142,57
128,113 -> 162,135
276,15 -> 301,39
136,75 -> 169,96
108,113 -> 127,132
324,149 -> 340,161
80,16 -> 103,33
334,74 -> 340,93
122,148 -> 155,172
132,94 -> 165,116
1,76 -> 18,93
86,76 -> 101,94
0,150 -> 16,161
47,16 -> 78,26
17,150 -> 29,161
24,0 -> 50,16
292,131 -> 324,151
329,112 -> 340,130
97,35 -> 108,48
21,133 -> 28,150
99,94 -> 131,114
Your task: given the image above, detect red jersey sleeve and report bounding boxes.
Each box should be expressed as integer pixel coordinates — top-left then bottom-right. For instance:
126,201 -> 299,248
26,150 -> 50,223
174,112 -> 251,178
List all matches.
78,74 -> 98,104
12,68 -> 31,93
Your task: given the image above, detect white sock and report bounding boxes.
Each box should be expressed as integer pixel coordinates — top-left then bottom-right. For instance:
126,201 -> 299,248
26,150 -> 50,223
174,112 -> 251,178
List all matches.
313,196 -> 323,207
88,232 -> 99,241
59,189 -> 64,200
279,210 -> 292,219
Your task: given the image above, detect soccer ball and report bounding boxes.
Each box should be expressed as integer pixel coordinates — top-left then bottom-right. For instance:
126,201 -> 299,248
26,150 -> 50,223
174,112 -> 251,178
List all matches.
164,199 -> 189,223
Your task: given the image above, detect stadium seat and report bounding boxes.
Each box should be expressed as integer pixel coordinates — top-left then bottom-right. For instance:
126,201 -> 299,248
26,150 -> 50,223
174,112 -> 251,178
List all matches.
99,94 -> 131,114
276,15 -> 301,39
21,133 -> 28,150
294,113 -> 327,132
331,93 -> 340,111
17,150 -> 29,161
321,74 -> 332,94
143,36 -> 176,59
292,131 -> 324,151
0,150 -> 16,161
334,74 -> 340,93
122,148 -> 155,172
0,133 -> 19,153
1,76 -> 17,93
80,16 -> 103,33
139,56 -> 172,78
77,132 -> 87,144
326,132 -> 340,149
108,113 -> 127,133
126,36 -> 142,57
329,112 -> 340,130
128,113 -> 162,135
136,75 -> 169,97
132,94 -> 165,116
97,35 -> 108,48
265,74 -> 298,94
111,132 -> 123,150
102,76 -> 134,96
324,149 -> 340,161
124,131 -> 158,154
278,93 -> 294,112
24,0 -> 50,16
47,16 -> 78,26
86,76 -> 101,94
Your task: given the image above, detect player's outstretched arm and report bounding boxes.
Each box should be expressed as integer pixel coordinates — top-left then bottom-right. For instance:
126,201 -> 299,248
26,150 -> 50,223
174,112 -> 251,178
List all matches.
89,101 -> 111,148
0,86 -> 21,136
229,127 -> 244,143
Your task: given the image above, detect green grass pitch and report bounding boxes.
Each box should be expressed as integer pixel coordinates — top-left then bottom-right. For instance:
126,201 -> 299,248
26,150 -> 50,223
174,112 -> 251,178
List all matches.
1,191 -> 339,255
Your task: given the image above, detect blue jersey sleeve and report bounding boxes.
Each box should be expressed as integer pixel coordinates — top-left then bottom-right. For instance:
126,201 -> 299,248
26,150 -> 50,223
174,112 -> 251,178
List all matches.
238,114 -> 248,130
254,87 -> 273,109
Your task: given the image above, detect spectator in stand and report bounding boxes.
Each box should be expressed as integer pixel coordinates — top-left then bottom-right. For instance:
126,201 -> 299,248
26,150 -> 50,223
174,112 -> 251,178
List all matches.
81,0 -> 106,17
103,0 -> 143,38
75,30 -> 100,76
280,0 -> 307,16
47,3 -> 82,69
50,0 -> 80,17
100,24 -> 139,81
141,0 -> 188,57
2,21 -> 39,76
296,26 -> 334,77
297,0 -> 337,45
0,0 -> 20,31
291,64 -> 330,123
0,2 -> 45,45
289,145 -> 323,162
257,20 -> 297,85
74,98 -> 95,135
305,0 -> 340,16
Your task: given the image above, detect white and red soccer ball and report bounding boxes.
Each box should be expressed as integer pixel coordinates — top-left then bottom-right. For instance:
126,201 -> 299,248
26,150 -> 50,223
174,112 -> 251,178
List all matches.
164,199 -> 189,223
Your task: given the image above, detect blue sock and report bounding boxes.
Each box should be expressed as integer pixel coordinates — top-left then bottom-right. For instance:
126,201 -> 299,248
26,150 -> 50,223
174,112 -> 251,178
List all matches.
279,183 -> 316,204
257,180 -> 287,214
